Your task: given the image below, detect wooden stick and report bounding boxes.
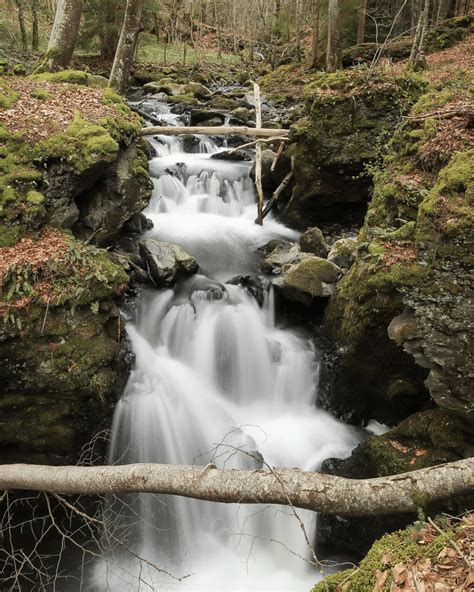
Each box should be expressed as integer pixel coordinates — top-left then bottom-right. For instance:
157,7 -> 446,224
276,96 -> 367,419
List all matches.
140,126 -> 290,137
254,82 -> 264,226
271,141 -> 286,172
228,136 -> 289,154
259,171 -> 293,222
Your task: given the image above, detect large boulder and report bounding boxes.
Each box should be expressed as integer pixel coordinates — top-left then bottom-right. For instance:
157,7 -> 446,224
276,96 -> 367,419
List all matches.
273,257 -> 342,305
320,84 -> 474,426
299,227 -> 329,258
283,70 -> 426,227
327,237 -> 357,269
261,243 -> 310,274
139,239 -> 198,286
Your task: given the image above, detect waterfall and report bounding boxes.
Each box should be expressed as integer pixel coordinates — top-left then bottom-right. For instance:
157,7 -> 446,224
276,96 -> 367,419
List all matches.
92,102 -> 360,591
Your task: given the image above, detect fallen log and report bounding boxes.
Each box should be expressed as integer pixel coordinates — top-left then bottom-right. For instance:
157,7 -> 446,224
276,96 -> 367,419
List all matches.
141,126 -> 290,138
0,459 -> 472,517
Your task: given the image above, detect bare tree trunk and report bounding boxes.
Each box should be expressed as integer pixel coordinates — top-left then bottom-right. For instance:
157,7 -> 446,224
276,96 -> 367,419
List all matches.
409,0 -> 431,70
254,82 -> 264,226
326,0 -> 341,72
411,0 -> 421,38
295,0 -> 303,61
14,0 -> 28,50
357,0 -> 367,44
213,0 -> 222,59
31,0 -> 40,50
109,0 -> 144,92
311,0 -> 321,68
0,459 -> 472,516
436,0 -> 449,19
140,126 -> 289,137
47,0 -> 82,70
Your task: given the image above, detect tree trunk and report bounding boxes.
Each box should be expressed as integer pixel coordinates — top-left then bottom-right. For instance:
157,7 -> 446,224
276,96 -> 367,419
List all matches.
31,0 -> 40,51
14,0 -> 28,50
109,0 -> 144,92
213,0 -> 222,59
357,0 -> 367,44
409,0 -> 431,70
436,0 -> 450,20
295,0 -> 303,61
0,459 -> 472,516
140,126 -> 289,137
47,0 -> 83,70
311,0 -> 321,68
326,0 -> 341,72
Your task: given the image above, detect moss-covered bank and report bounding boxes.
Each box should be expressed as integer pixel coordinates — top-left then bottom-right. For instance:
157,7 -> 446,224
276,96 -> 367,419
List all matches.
0,71 -> 153,463
283,69 -> 426,227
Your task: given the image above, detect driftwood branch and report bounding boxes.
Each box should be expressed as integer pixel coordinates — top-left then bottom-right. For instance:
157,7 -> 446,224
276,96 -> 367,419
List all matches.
141,126 -> 290,137
0,459 -> 472,517
253,82 -> 264,226
228,136 -> 289,153
260,171 -> 293,221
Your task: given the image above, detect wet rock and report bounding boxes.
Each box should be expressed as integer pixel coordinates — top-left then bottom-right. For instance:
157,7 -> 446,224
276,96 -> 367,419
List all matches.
199,117 -> 224,127
272,257 -> 342,306
184,82 -> 211,99
261,243 -> 308,275
327,237 -> 357,269
210,149 -> 251,162
261,239 -> 291,255
143,79 -> 186,96
228,275 -> 265,306
123,213 -> 154,235
231,107 -> 255,124
139,239 -> 198,286
73,143 -> 153,245
299,227 -> 329,258
250,149 -> 276,191
190,109 -> 226,125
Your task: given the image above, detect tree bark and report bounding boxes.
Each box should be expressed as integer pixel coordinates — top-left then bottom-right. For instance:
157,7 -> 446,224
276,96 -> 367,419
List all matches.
47,0 -> 82,70
0,459 -> 472,516
409,0 -> 431,69
109,0 -> 144,92
326,0 -> 341,72
14,0 -> 28,50
436,0 -> 450,20
141,126 -> 290,137
295,0 -> 303,61
311,0 -> 321,68
31,0 -> 40,51
357,0 -> 367,44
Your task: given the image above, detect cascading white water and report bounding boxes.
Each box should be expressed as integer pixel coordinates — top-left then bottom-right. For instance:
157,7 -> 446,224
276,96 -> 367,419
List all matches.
92,103 -> 360,591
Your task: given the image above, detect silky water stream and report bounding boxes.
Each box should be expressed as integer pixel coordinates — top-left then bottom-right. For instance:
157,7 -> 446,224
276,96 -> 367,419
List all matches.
92,104 -> 360,592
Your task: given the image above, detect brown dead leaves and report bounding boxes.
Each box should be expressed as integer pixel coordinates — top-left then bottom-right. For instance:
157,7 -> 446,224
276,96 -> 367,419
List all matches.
0,228 -> 69,281
381,241 -> 417,269
0,79 -> 117,142
373,515 -> 474,592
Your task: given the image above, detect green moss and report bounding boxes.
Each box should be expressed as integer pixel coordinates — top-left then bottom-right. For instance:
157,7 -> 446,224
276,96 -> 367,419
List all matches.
313,517 -> 464,592
29,69 -> 89,85
34,114 -> 119,173
312,569 -> 356,591
30,88 -> 51,100
25,190 -> 44,205
167,94 -> 199,106
0,83 -> 19,109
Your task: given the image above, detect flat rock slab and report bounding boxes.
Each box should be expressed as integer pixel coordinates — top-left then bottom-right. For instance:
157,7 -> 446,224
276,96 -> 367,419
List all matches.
139,239 -> 198,286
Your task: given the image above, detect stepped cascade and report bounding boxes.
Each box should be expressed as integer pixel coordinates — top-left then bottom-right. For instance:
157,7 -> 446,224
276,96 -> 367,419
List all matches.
93,103 -> 360,591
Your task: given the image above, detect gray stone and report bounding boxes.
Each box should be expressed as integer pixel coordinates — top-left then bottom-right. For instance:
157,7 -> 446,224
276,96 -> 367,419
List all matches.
327,237 -> 358,269
272,256 -> 342,305
299,227 -> 329,258
262,243 -> 310,274
139,239 -> 198,286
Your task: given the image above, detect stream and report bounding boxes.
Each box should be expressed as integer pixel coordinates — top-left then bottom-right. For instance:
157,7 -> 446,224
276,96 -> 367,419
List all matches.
92,101 -> 361,591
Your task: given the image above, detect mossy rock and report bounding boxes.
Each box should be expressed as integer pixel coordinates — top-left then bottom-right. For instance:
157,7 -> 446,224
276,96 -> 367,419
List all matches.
284,70 -> 426,227
313,516 -> 470,592
29,69 -> 90,85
